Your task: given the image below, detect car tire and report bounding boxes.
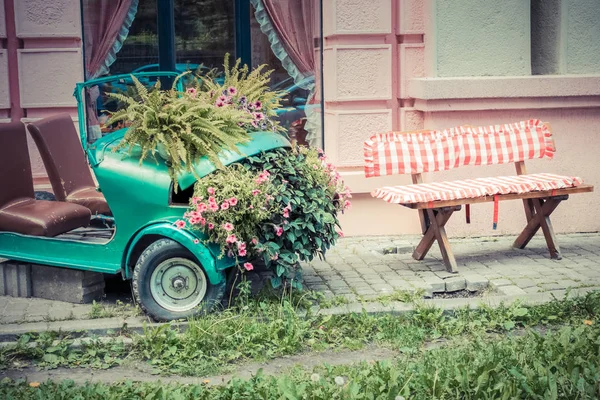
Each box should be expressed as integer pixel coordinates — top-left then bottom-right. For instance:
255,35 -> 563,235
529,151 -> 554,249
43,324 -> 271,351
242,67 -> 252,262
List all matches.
132,238 -> 224,321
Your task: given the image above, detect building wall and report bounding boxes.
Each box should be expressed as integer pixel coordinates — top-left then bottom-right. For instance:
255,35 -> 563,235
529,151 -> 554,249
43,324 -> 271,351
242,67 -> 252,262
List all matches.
0,0 -> 82,185
325,0 -> 600,236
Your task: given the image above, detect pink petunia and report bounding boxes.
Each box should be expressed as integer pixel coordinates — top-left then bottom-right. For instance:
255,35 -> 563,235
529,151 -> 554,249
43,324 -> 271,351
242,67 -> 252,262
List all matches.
208,223 -> 215,230
271,253 -> 279,261
207,187 -> 215,195
344,200 -> 352,209
222,223 -> 234,231
337,231 -> 345,238
218,95 -> 227,102
216,100 -> 225,107
243,262 -> 254,271
228,197 -> 238,206
254,100 -> 262,110
197,203 -> 208,212
208,196 -> 217,204
193,238 -> 200,244
174,220 -> 186,229
275,226 -> 284,237
251,120 -> 258,128
249,205 -> 254,209
283,208 -> 289,218
238,242 -> 246,250
253,112 -> 264,121
252,189 -> 261,196
226,234 -> 237,244
199,217 -> 206,226
228,86 -> 237,95
209,203 -> 219,212
186,88 -> 197,98
251,238 -> 258,245
192,197 -> 202,205
238,248 -> 247,257
221,202 -> 230,210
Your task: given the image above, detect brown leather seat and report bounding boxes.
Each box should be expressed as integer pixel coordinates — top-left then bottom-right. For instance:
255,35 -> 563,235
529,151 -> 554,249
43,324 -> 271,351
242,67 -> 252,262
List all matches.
0,122 -> 91,236
27,114 -> 111,216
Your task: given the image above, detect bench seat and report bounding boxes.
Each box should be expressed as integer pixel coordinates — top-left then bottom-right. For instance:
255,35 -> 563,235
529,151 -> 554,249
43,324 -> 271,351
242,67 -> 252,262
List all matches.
373,173 -> 584,205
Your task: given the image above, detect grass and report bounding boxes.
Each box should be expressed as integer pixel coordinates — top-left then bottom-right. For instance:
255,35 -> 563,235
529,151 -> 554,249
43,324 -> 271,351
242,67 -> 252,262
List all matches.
1,284 -> 599,379
1,323 -> 599,399
87,300 -> 141,320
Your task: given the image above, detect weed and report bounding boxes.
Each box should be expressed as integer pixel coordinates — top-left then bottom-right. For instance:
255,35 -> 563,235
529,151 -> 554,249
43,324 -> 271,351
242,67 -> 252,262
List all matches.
87,300 -> 141,320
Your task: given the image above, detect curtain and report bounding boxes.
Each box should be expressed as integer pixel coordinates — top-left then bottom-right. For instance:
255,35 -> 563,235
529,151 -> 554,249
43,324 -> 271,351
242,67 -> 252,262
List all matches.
83,0 -> 138,142
251,0 -> 322,147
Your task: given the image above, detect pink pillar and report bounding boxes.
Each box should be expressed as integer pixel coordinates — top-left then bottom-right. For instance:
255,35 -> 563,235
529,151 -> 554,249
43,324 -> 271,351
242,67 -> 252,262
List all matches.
4,0 -> 23,122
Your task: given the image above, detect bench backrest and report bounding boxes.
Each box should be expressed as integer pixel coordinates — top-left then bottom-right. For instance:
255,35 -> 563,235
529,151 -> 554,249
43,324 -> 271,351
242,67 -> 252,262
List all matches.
364,119 -> 555,178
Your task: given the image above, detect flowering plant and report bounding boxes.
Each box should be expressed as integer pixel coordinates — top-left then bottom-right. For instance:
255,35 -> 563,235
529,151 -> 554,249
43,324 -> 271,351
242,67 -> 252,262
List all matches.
179,147 -> 351,288
198,55 -> 285,134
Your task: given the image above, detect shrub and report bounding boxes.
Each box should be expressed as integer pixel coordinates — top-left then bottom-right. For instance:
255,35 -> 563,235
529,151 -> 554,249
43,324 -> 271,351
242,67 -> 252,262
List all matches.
182,147 -> 351,287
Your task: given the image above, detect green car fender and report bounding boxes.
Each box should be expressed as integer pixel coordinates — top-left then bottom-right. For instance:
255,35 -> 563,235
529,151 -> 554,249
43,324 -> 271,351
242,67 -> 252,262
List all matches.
123,222 -> 227,286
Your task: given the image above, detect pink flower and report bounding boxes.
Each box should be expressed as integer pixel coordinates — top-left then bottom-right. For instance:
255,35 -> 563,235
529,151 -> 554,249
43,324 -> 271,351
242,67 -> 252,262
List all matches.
216,100 -> 225,107
208,223 -> 214,230
226,234 -> 237,244
199,217 -> 206,226
271,253 -> 279,261
283,208 -> 289,218
209,203 -> 219,212
174,220 -> 186,229
192,197 -> 202,205
221,202 -> 230,210
208,196 -> 217,204
253,112 -> 264,120
218,95 -> 227,102
251,121 -> 258,128
275,226 -> 284,237
344,200 -> 352,209
228,86 -> 237,95
193,238 -> 200,244
228,197 -> 238,206
249,205 -> 254,209
337,231 -> 345,238
252,189 -> 261,196
251,238 -> 258,245
238,242 -> 246,250
189,216 -> 201,225
254,100 -> 262,110
222,223 -> 234,231
238,249 -> 247,257
197,203 -> 208,212
243,262 -> 254,271
186,88 -> 197,98
207,187 -> 215,195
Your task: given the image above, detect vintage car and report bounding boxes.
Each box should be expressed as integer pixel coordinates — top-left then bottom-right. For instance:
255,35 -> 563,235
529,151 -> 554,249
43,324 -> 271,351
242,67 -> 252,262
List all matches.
0,72 -> 290,321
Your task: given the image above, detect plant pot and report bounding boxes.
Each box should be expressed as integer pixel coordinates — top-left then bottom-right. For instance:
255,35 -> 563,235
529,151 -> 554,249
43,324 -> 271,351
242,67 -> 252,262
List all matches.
157,143 -> 170,161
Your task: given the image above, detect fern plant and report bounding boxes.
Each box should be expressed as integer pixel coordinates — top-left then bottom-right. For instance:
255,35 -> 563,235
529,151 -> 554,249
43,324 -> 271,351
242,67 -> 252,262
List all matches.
106,74 -> 252,190
198,55 -> 285,133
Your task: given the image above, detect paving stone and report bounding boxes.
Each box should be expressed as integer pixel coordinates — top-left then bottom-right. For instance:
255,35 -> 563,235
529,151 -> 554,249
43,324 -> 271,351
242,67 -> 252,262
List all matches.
464,274 -> 489,291
512,278 -> 537,289
523,286 -> 542,294
539,280 -> 580,291
490,279 -> 513,289
497,285 -> 527,296
422,276 -> 445,292
387,280 -> 414,290
354,287 -> 376,296
444,277 -> 466,292
433,271 -> 456,279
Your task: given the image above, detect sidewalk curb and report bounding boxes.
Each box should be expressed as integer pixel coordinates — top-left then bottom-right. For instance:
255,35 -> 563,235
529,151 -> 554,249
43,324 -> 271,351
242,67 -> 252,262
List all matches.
0,287 -> 598,341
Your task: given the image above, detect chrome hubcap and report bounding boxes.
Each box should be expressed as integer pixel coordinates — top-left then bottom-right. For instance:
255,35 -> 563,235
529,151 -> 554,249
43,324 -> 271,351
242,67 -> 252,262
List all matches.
150,258 -> 207,312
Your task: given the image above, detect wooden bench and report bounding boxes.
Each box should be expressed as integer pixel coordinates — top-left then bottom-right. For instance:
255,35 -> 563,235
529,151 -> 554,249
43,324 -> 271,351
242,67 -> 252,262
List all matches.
364,119 -> 594,273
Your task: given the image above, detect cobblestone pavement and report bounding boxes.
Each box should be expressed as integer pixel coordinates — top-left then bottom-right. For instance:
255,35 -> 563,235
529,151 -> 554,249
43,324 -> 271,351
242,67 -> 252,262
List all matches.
0,233 -> 599,324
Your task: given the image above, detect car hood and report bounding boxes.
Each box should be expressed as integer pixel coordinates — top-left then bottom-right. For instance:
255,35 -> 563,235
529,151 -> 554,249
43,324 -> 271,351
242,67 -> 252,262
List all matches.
90,130 -> 291,190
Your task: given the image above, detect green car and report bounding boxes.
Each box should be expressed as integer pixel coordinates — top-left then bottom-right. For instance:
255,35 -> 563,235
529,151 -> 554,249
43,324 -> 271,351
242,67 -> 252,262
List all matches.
0,72 -> 290,321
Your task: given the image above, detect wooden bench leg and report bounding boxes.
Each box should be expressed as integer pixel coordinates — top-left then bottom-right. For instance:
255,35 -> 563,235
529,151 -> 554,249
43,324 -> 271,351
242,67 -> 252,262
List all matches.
513,195 -> 567,259
413,207 -> 459,273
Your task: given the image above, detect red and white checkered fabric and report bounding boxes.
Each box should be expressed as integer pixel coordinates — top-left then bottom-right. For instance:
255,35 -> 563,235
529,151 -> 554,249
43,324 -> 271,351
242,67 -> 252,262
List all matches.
372,173 -> 583,205
364,119 -> 555,178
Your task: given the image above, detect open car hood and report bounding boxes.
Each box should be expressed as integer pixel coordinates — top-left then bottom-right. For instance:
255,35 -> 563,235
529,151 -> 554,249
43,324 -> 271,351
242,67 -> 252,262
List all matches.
93,130 -> 291,191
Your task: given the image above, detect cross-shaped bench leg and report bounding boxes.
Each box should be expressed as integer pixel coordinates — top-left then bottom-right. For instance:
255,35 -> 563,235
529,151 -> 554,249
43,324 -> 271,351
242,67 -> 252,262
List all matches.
513,195 -> 568,260
413,206 -> 460,273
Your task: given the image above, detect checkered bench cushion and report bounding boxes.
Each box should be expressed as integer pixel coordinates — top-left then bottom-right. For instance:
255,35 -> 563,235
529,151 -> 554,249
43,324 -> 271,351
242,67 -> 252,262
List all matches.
364,119 -> 555,178
372,173 -> 583,205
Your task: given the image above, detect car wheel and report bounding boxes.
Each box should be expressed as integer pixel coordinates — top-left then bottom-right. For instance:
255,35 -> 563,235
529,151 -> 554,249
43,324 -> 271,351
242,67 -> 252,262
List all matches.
132,238 -> 224,321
